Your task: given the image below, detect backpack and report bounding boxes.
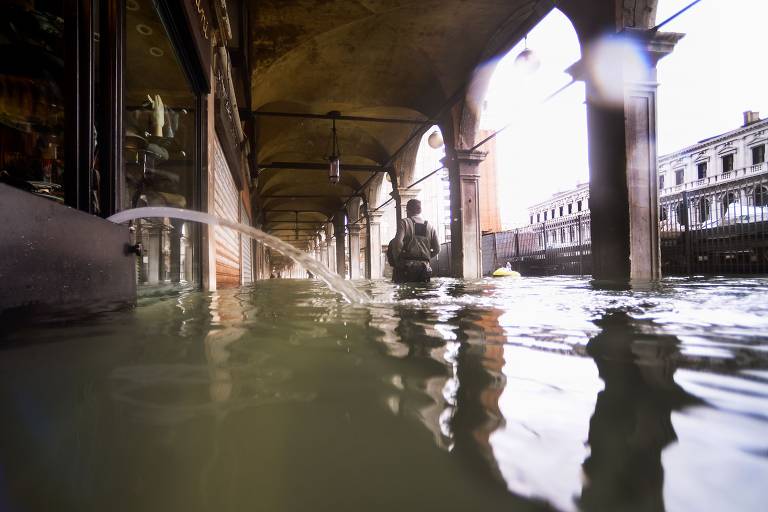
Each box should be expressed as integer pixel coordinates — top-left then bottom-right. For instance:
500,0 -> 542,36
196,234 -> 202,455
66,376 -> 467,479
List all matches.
386,219 -> 430,267
386,239 -> 397,267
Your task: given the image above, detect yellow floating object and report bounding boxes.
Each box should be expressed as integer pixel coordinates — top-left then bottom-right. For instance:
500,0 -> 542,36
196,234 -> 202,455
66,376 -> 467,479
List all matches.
492,268 -> 521,278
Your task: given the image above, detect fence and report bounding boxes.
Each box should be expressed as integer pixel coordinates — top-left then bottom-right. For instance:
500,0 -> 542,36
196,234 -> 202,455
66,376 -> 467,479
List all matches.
433,214 -> 592,277
659,168 -> 768,275
433,170 -> 768,277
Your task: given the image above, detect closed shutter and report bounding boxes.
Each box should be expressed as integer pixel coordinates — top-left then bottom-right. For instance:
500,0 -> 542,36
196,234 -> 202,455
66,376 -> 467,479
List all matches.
213,137 -> 241,287
241,199 -> 253,284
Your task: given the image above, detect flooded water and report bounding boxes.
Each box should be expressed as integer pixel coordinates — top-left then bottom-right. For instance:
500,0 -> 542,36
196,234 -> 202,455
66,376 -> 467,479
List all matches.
1,276 -> 767,511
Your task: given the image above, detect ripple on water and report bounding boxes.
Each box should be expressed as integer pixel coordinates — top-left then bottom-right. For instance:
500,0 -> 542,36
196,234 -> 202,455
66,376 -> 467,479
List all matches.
1,276 -> 767,511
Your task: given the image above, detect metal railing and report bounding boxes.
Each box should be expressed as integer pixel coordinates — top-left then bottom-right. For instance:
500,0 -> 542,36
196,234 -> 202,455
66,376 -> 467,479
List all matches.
433,171 -> 768,277
660,164 -> 766,196
434,214 -> 592,277
659,171 -> 768,275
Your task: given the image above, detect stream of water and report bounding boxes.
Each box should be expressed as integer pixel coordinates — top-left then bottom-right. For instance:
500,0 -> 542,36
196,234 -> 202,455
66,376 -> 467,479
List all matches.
107,207 -> 368,304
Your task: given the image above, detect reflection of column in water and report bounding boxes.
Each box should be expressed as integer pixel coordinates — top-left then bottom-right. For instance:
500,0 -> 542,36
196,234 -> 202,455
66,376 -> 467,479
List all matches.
204,292 -> 246,403
449,308 -> 509,486
371,304 -> 454,448
579,311 -> 701,512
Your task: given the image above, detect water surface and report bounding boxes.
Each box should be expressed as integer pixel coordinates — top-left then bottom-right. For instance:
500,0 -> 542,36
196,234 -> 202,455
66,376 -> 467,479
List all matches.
1,277 -> 767,511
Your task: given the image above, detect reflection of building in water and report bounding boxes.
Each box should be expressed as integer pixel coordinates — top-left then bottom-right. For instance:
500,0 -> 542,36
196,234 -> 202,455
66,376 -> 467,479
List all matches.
580,311 -> 701,512
450,308 -> 509,484
204,292 -> 247,403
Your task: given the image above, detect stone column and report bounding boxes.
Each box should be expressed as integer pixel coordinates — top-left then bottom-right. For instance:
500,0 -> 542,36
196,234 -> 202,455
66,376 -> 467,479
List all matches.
448,149 -> 486,279
367,210 -> 384,279
397,187 -> 420,220
571,30 -> 683,283
169,219 -> 184,282
324,222 -> 334,271
147,228 -> 162,284
334,214 -> 346,277
348,224 -> 362,279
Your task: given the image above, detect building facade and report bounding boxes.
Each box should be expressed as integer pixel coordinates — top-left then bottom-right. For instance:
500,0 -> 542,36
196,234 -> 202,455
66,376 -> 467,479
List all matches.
527,112 -> 767,232
512,112 -> 768,274
658,111 -> 767,228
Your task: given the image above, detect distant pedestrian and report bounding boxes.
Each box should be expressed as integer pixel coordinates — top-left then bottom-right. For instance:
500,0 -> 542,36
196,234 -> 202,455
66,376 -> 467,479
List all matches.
388,199 -> 440,283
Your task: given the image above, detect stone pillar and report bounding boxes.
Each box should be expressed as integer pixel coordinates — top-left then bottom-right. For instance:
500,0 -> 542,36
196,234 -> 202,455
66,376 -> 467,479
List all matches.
348,224 -> 362,279
147,228 -> 162,284
324,222 -> 334,271
334,214 -> 346,277
397,187 -> 420,220
367,210 -> 384,279
169,219 -> 184,282
571,30 -> 682,283
448,149 -> 485,279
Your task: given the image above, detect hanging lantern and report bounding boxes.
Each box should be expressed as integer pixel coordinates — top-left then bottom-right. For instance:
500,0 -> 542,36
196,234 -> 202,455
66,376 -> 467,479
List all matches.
329,155 -> 340,184
427,130 -> 443,149
328,111 -> 341,185
514,36 -> 540,74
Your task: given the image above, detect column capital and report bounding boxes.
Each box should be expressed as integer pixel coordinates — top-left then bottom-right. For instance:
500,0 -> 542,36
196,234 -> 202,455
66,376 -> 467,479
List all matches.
453,149 -> 487,164
566,29 -> 685,84
367,210 -> 385,222
347,224 -> 362,234
397,187 -> 420,201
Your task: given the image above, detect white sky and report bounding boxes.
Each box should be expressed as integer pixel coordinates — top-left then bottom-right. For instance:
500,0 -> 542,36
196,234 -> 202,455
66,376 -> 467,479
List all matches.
480,0 -> 768,229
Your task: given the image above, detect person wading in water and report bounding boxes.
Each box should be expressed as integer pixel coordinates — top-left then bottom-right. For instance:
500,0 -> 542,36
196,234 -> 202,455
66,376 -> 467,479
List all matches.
388,199 -> 440,283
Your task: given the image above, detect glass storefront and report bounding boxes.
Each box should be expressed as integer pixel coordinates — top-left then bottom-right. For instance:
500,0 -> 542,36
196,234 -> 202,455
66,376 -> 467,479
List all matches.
124,0 -> 200,286
1,0 -> 209,289
0,0 -> 66,203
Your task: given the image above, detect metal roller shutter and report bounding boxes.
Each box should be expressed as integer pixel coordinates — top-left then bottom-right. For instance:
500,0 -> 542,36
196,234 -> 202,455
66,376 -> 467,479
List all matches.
213,137 -> 241,287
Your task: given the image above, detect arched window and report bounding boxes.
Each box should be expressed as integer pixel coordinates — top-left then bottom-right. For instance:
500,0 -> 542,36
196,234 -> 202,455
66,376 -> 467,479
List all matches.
721,192 -> 737,215
675,202 -> 688,226
698,198 -> 711,224
753,186 -> 768,207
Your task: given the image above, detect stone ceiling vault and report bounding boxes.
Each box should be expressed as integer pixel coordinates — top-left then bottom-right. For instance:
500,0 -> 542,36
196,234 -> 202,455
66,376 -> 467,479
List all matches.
246,0 -> 550,243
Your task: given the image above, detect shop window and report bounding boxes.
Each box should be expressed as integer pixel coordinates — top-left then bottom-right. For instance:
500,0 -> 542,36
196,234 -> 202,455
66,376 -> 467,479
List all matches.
697,162 -> 707,180
722,154 -> 734,173
125,0 -> 199,285
0,1 -> 66,203
675,169 -> 684,185
753,145 -> 765,165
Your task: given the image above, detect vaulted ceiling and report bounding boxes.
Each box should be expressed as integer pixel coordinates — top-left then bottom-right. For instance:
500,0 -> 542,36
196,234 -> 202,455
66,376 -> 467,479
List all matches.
246,0 -> 551,245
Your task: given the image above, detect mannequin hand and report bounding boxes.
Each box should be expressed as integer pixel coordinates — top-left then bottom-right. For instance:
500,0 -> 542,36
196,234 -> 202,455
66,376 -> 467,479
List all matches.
151,94 -> 165,137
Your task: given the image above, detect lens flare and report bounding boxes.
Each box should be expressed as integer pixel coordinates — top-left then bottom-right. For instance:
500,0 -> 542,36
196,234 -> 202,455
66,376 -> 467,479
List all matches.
585,34 -> 649,107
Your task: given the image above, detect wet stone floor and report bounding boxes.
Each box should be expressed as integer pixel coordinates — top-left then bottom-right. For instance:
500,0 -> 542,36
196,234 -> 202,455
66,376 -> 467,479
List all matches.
1,276 -> 767,511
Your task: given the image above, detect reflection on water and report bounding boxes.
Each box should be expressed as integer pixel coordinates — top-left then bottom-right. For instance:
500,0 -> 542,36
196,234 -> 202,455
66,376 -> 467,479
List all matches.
1,277 -> 768,511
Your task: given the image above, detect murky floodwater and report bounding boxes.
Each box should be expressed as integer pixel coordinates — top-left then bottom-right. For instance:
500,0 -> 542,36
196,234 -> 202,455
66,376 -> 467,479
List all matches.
1,276 -> 767,511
